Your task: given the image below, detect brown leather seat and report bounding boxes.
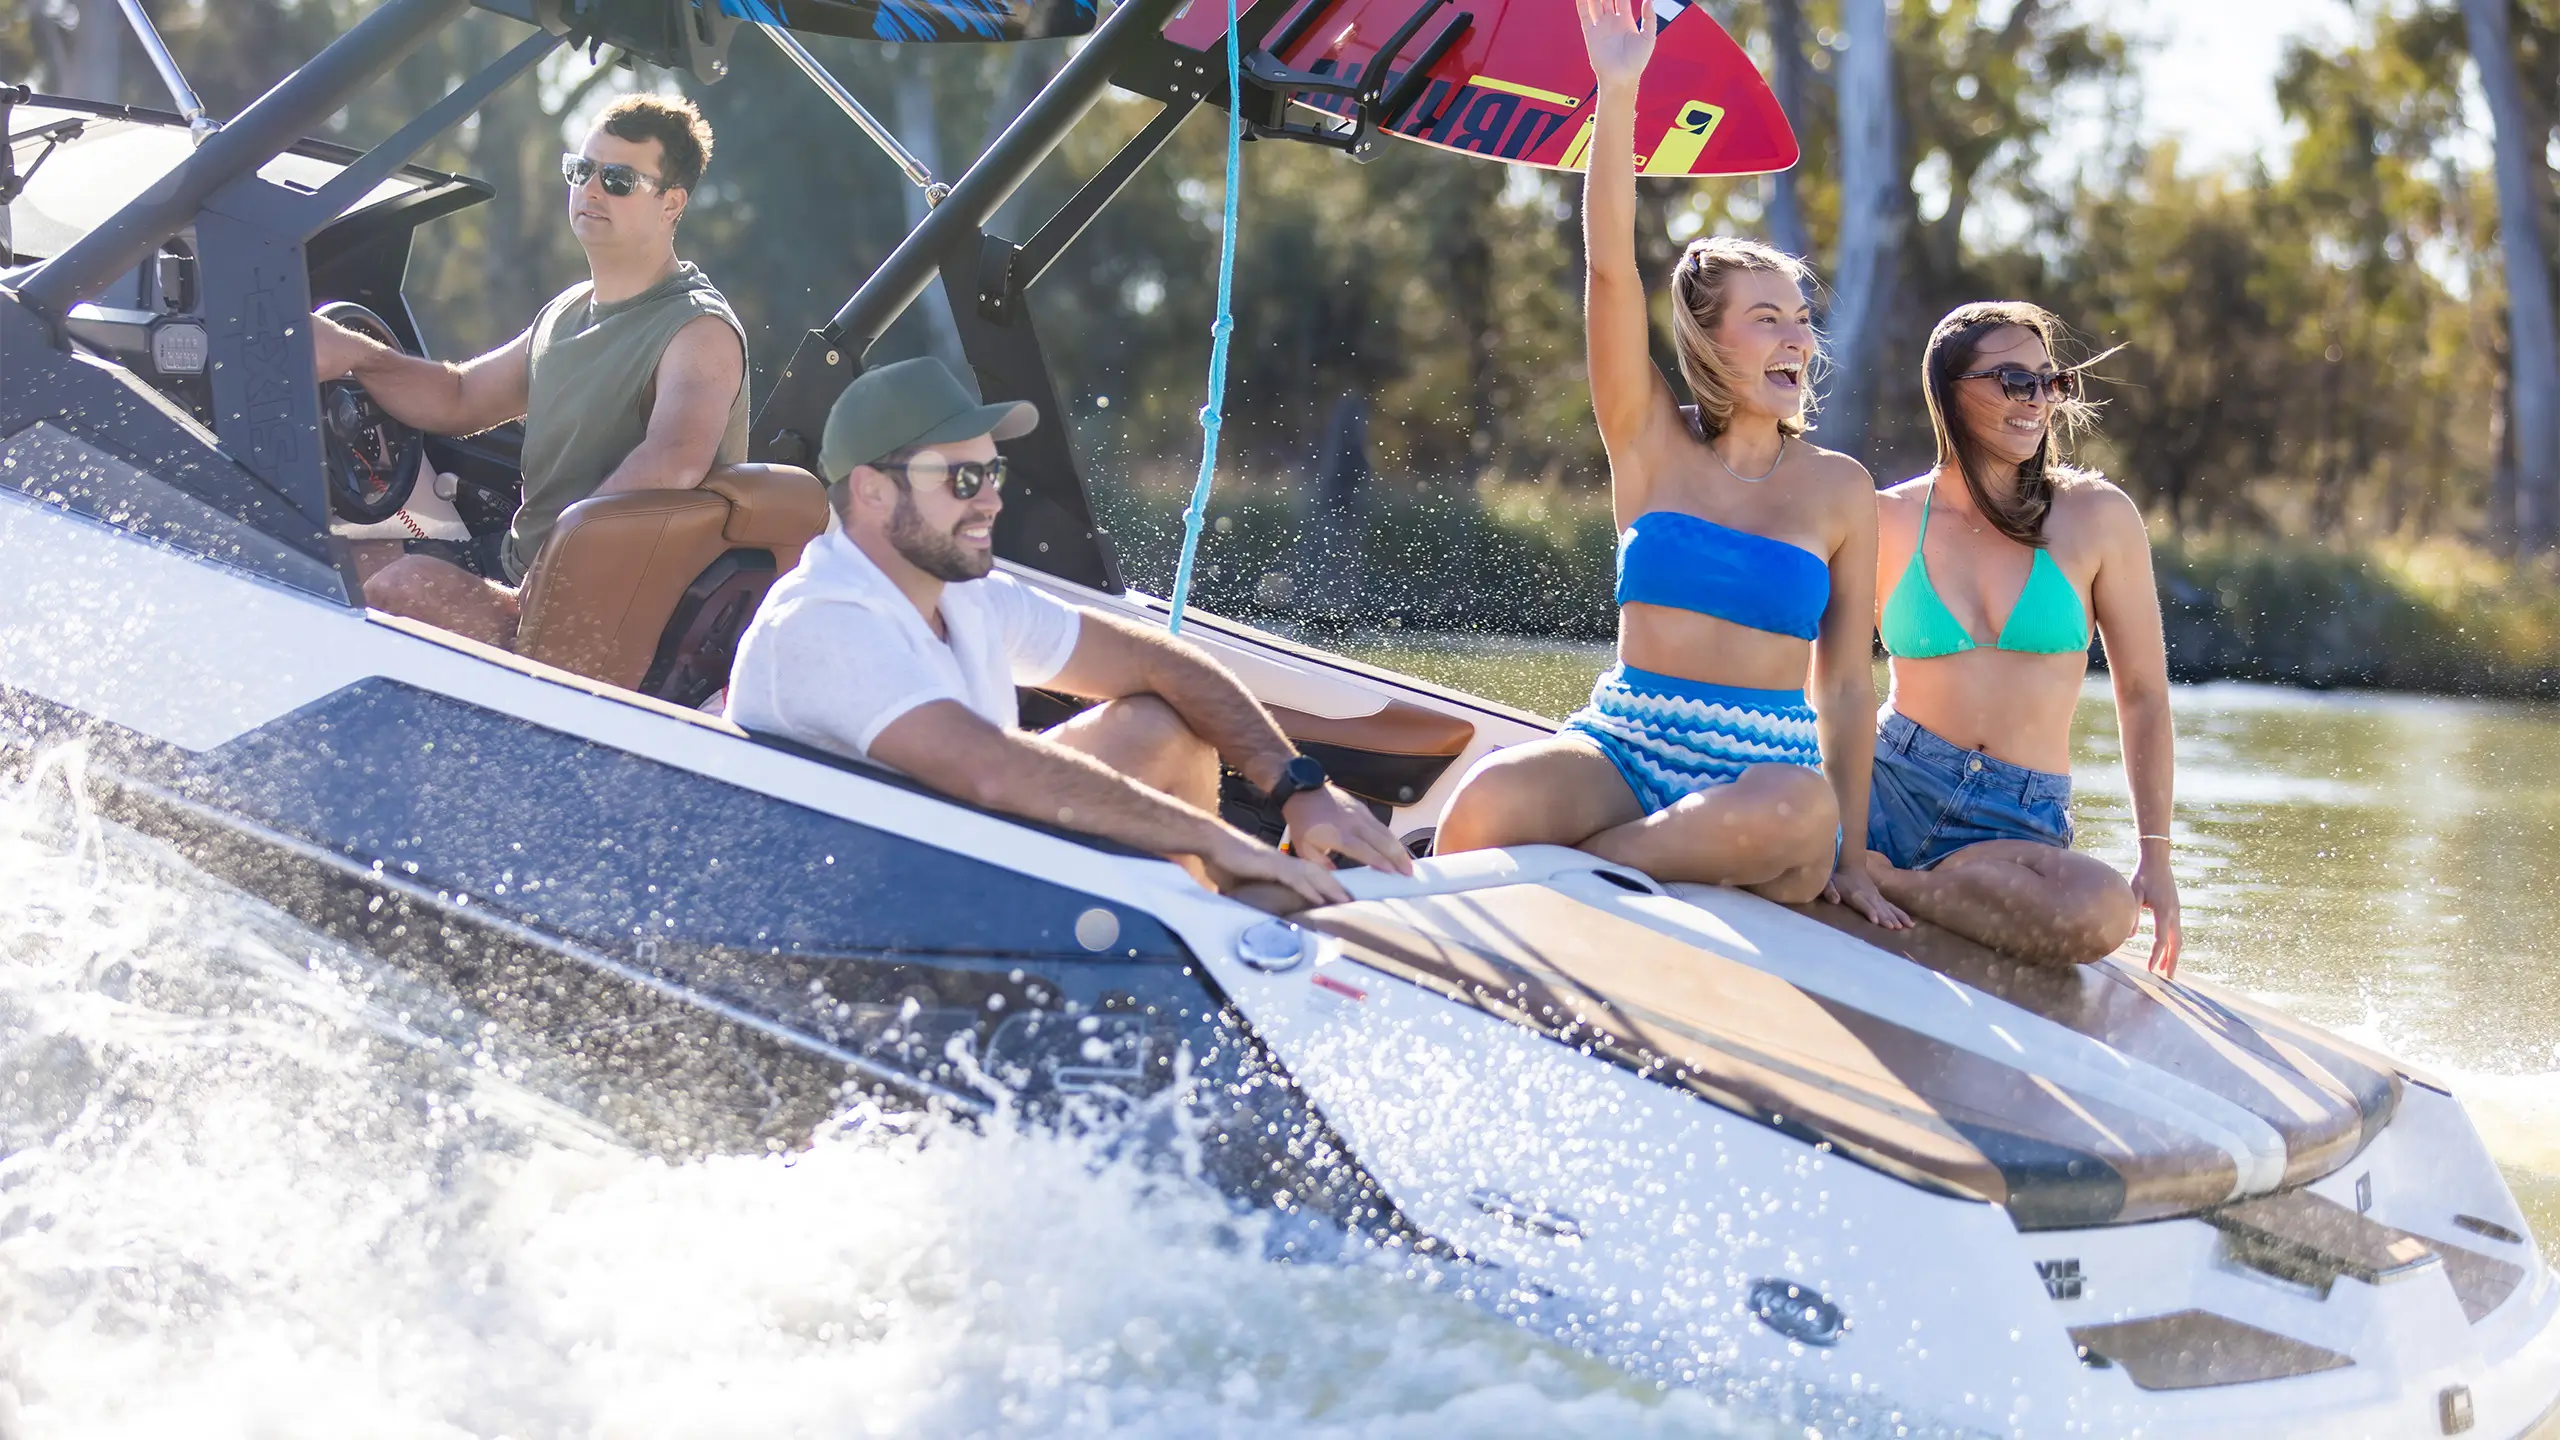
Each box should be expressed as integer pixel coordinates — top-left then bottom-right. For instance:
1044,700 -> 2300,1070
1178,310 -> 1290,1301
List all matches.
1270,700 -> 1475,759
1265,699 -> 1477,812
513,463 -> 829,705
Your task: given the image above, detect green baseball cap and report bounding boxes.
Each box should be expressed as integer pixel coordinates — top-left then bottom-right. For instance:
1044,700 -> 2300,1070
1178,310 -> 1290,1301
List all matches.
819,356 -> 1039,485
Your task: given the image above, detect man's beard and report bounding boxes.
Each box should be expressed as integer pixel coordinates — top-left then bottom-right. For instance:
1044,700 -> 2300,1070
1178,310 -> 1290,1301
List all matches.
888,490 -> 993,582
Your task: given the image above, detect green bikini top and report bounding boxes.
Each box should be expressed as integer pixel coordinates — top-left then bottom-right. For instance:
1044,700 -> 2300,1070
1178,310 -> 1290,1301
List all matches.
1881,485 -> 2091,659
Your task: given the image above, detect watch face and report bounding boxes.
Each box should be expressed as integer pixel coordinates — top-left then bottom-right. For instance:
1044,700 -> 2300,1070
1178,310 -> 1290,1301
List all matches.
1284,755 -> 1327,790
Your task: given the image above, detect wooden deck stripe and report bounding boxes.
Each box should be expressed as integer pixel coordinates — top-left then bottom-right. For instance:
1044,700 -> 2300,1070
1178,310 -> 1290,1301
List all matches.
1780,892 -> 2385,1194
1655,881 -> 2280,1196
1310,903 -> 2013,1205
1307,885 -> 2264,1224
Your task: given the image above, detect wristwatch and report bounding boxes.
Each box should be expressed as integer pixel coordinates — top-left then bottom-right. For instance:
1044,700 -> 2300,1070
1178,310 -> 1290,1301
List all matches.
1265,753 -> 1327,809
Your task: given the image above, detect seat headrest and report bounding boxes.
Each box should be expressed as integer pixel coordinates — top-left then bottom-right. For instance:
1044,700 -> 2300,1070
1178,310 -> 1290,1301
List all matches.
701,463 -> 829,549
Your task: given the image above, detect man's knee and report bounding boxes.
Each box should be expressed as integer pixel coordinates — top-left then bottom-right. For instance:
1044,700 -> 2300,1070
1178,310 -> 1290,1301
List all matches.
1106,693 -> 1207,756
1095,694 -> 1214,798
362,556 -> 428,614
362,555 -> 517,648
365,553 -> 475,615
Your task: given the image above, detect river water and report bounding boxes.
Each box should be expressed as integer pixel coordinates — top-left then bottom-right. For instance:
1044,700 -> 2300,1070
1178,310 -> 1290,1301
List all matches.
0,641 -> 2555,1436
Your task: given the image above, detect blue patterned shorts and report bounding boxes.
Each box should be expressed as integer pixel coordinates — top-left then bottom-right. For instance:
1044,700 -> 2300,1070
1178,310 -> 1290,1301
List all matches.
1560,664 -> 1823,816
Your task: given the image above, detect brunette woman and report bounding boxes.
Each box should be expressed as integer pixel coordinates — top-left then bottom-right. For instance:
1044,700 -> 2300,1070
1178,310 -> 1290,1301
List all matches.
1853,302 -> 2182,972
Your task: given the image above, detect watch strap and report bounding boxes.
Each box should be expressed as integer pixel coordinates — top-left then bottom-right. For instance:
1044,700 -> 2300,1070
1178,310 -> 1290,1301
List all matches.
1266,753 -> 1326,808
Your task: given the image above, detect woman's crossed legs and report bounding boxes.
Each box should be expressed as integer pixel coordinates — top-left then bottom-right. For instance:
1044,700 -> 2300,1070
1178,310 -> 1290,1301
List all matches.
1435,737 -> 1839,902
1869,840 -> 2136,967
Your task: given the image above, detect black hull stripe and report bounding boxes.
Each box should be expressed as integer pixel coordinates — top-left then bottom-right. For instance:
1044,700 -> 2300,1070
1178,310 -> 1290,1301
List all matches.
109,766 -> 993,1120
142,677 -> 1191,964
0,678 -> 1426,1245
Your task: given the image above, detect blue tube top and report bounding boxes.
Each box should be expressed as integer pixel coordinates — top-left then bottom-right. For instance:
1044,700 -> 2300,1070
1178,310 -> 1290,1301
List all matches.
1616,511 -> 1830,641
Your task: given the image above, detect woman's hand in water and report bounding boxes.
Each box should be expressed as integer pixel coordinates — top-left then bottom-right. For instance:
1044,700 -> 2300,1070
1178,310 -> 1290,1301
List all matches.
1576,0 -> 1655,91
1825,853 -> 1912,929
2133,849 -> 2182,977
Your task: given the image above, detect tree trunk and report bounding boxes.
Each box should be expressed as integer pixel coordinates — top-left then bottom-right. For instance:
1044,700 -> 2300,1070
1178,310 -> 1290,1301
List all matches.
895,58 -> 968,371
1289,392 -> 1372,625
1763,0 -> 1812,260
2462,0 -> 2560,552
1823,0 -> 1902,464
1445,169 -> 1502,482
68,0 -> 125,102
2489,322 -> 2518,551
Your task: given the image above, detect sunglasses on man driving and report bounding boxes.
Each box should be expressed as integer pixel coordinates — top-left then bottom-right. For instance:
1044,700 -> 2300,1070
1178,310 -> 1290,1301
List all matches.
560,153 -> 667,197
1955,365 -> 2082,404
878,454 -> 1008,500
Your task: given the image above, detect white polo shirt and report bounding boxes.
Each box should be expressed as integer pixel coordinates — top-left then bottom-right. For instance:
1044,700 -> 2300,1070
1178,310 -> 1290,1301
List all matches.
725,520 -> 1082,764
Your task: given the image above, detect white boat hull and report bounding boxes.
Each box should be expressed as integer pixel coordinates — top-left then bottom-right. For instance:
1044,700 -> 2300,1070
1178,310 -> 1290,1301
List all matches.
2,480 -> 2556,1438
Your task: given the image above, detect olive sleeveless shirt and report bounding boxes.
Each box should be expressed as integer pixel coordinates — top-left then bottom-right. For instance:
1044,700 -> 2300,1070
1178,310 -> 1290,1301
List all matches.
504,262 -> 750,581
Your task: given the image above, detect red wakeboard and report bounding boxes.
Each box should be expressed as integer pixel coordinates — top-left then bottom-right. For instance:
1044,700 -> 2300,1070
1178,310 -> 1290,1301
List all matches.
1161,0 -> 1797,177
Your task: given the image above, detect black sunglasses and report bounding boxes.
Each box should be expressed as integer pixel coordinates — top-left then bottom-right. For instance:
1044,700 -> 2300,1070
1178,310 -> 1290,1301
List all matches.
1955,365 -> 2081,404
879,454 -> 1008,501
560,153 -> 667,197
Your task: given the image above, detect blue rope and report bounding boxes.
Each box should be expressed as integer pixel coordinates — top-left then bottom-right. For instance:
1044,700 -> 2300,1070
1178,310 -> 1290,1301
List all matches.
1164,0 -> 1243,637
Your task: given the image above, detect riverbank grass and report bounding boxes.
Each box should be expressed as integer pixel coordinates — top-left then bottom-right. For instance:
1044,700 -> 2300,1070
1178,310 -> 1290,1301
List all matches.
2156,536 -> 2560,697
1096,465 -> 2560,699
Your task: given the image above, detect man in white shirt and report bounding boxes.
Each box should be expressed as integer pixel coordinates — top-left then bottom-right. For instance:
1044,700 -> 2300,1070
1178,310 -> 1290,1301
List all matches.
726,359 -> 1411,908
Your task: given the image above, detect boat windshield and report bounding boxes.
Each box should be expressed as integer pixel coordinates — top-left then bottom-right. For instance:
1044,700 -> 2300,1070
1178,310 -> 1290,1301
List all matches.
5,103 -> 425,263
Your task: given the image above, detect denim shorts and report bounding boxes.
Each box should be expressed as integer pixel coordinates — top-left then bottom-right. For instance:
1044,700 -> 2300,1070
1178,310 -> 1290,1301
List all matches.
1866,712 -> 2074,870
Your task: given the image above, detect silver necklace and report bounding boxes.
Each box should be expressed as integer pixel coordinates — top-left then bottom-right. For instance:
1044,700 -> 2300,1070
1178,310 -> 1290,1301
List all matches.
1712,434 -> 1786,484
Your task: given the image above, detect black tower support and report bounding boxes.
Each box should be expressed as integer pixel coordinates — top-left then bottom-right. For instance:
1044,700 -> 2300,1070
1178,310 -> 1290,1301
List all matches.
751,0 -> 1194,467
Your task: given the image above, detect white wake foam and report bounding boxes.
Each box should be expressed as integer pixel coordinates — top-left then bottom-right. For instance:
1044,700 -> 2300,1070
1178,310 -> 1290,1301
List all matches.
0,751 -> 1759,1439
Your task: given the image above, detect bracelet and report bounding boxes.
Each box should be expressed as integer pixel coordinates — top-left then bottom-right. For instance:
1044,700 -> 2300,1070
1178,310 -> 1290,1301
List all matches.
2139,833 -> 2173,844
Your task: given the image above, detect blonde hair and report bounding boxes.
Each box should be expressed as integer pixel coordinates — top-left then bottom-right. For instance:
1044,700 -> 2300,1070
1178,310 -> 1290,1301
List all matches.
1667,237 -> 1820,441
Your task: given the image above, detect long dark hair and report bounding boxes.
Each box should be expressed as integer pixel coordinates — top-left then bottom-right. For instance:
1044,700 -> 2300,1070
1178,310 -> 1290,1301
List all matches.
1920,301 -> 2106,547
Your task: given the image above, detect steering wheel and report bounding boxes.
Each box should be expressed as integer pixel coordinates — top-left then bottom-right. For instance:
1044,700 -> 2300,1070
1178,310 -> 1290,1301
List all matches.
316,301 -> 425,526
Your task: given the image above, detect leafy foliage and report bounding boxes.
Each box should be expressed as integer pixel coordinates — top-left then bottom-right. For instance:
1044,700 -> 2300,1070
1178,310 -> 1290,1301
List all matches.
9,0 -> 2557,610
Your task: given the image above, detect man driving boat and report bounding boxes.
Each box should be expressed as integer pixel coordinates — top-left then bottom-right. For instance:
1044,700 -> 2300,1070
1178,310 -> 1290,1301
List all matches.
725,358 -> 1414,908
309,93 -> 748,649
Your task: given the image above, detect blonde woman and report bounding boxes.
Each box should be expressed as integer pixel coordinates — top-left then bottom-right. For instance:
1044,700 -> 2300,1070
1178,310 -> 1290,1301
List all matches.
1436,0 -> 1902,923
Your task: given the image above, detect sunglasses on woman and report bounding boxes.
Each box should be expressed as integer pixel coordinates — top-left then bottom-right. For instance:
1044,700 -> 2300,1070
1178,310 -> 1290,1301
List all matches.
560,153 -> 667,197
880,454 -> 1008,501
1956,365 -> 2082,404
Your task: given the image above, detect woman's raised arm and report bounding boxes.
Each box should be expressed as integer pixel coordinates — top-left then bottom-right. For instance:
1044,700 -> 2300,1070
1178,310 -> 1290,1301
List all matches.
1578,0 -> 1676,507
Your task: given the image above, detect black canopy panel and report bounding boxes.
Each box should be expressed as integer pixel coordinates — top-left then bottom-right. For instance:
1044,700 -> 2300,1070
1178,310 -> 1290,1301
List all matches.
481,0 -> 1094,64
